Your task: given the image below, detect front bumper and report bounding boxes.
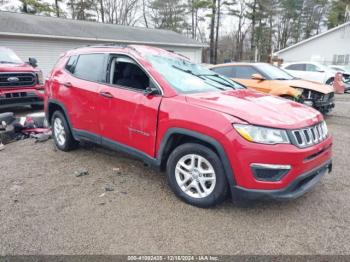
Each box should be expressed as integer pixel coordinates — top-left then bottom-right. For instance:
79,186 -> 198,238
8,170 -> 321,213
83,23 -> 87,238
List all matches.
232,160 -> 332,200
0,87 -> 44,108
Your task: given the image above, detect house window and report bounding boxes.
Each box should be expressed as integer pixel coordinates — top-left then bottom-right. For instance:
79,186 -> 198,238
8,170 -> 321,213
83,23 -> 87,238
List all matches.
333,54 -> 350,65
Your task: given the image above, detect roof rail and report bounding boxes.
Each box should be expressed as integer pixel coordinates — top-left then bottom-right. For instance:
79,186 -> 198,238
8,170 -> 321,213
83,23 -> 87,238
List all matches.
85,43 -> 128,48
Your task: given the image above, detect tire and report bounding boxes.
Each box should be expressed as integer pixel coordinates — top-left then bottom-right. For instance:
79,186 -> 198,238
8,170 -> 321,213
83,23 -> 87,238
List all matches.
326,78 -> 334,86
31,104 -> 44,110
51,110 -> 78,151
166,143 -> 228,208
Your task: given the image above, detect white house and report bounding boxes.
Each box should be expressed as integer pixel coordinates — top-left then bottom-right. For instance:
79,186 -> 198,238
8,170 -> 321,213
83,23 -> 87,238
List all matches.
0,11 -> 206,76
275,21 -> 350,65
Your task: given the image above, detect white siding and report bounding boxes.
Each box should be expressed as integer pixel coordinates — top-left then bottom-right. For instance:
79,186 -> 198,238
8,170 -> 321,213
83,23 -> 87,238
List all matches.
0,36 -> 202,76
277,24 -> 350,64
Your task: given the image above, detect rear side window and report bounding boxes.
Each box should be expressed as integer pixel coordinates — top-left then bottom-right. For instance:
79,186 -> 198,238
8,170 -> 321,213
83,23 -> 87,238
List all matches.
285,64 -> 305,71
65,55 -> 78,73
234,66 -> 259,79
211,66 -> 235,78
69,54 -> 106,82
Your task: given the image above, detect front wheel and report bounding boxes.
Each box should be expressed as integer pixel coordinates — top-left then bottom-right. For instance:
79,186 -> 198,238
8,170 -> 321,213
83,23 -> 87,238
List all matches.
166,143 -> 228,208
51,111 -> 78,151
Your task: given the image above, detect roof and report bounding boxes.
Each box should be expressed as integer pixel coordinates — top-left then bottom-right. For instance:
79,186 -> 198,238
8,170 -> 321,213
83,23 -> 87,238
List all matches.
0,11 -> 206,48
275,21 -> 350,55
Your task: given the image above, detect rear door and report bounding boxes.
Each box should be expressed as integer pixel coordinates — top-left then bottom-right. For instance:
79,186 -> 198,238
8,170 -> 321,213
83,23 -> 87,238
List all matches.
97,54 -> 162,157
57,53 -> 108,138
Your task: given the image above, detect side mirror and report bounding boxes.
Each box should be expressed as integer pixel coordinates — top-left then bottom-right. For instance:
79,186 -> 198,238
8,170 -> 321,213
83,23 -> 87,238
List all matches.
28,57 -> 38,68
251,73 -> 265,81
144,86 -> 159,96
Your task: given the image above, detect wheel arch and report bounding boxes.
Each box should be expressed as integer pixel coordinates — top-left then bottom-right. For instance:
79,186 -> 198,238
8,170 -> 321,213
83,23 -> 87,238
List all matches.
157,128 -> 236,188
47,99 -> 76,139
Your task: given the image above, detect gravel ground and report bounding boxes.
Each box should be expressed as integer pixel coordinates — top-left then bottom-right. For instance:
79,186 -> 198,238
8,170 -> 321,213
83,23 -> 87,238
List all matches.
0,95 -> 350,255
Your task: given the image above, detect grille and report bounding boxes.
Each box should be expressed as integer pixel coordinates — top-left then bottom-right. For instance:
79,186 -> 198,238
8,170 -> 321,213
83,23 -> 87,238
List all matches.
290,122 -> 328,148
0,72 -> 37,87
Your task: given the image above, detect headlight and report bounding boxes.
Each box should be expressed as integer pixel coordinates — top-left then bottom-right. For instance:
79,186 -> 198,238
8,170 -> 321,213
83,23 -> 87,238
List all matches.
233,124 -> 290,145
37,70 -> 44,85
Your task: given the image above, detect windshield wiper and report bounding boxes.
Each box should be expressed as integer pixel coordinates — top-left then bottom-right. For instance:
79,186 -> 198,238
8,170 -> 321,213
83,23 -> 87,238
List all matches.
199,73 -> 236,88
172,65 -> 226,91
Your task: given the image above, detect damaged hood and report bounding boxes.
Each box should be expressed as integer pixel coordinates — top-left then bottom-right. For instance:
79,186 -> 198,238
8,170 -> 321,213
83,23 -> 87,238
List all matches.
186,89 -> 322,129
283,79 -> 334,94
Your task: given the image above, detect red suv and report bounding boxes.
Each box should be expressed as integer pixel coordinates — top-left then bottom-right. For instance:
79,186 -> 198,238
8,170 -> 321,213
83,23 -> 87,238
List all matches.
0,47 -> 44,109
45,45 -> 332,207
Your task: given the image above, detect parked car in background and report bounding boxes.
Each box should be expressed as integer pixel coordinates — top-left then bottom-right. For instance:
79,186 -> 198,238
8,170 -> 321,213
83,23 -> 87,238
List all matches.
210,62 -> 335,114
45,45 -> 332,207
282,62 -> 337,85
0,47 -> 44,109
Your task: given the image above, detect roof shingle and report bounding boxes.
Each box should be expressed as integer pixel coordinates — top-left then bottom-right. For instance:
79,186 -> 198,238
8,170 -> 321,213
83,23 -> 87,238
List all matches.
0,11 -> 205,48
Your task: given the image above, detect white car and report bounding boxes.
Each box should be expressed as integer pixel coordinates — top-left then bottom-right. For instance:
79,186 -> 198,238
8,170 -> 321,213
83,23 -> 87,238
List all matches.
282,62 -> 337,85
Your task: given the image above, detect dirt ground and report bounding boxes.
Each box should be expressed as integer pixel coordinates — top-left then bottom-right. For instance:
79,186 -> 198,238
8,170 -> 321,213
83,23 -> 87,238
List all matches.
0,95 -> 350,255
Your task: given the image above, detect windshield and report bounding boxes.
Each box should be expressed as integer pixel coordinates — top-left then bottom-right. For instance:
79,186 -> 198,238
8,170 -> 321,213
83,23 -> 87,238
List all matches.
0,48 -> 23,64
257,63 -> 294,80
145,54 -> 245,94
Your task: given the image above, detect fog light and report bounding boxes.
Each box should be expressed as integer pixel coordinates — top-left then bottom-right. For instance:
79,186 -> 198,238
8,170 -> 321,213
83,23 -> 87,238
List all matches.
304,100 -> 313,107
251,163 -> 291,181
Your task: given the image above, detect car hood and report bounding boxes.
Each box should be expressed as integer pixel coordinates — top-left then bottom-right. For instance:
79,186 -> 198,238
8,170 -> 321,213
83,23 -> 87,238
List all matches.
186,89 -> 323,129
0,63 -> 37,72
284,79 -> 334,94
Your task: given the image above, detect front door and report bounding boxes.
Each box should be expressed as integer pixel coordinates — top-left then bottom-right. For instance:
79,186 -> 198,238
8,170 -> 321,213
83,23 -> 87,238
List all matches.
97,54 -> 162,158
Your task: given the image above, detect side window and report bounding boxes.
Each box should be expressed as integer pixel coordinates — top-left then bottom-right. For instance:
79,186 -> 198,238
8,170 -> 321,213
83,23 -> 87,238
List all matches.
65,55 -> 78,73
234,66 -> 259,79
211,66 -> 235,78
109,55 -> 152,91
286,64 -> 305,71
305,64 -> 318,72
73,54 -> 106,82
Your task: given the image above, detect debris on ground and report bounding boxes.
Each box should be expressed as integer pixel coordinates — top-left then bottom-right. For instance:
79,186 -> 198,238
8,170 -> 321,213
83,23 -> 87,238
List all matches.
30,131 -> 52,143
0,111 -> 51,145
105,185 -> 114,192
74,170 -> 89,177
112,167 -> 122,175
99,193 -> 106,198
0,142 -> 5,151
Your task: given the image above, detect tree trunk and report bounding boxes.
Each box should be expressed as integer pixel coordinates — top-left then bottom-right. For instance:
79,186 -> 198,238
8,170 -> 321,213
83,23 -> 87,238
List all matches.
209,0 -> 217,64
250,0 -> 257,61
55,0 -> 60,17
214,0 -> 221,63
143,0 -> 149,28
100,0 -> 104,22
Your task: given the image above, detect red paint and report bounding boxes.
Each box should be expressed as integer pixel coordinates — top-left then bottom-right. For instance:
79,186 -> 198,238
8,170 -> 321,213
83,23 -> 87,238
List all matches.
45,45 -> 332,191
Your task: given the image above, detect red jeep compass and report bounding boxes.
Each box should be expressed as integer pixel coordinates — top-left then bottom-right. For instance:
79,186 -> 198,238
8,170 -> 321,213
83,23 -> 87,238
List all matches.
0,47 -> 44,109
45,45 -> 332,207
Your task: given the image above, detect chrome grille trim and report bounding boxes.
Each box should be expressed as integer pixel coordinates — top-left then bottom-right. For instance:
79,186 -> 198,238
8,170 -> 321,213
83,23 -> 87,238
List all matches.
0,72 -> 37,87
289,122 -> 328,148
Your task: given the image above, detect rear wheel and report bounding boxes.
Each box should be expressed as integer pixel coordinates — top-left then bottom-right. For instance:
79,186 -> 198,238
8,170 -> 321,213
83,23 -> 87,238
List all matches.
51,111 -> 78,151
166,143 -> 228,208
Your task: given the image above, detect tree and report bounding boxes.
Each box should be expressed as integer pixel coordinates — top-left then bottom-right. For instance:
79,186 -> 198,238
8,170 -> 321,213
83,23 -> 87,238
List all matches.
149,0 -> 187,32
328,0 -> 350,28
19,0 -> 53,15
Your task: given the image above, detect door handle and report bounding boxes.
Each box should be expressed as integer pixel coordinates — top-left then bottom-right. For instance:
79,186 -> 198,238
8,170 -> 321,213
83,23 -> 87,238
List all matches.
99,91 -> 114,98
61,82 -> 72,88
